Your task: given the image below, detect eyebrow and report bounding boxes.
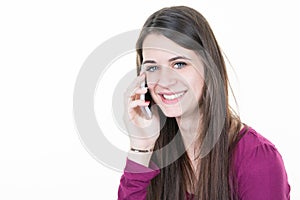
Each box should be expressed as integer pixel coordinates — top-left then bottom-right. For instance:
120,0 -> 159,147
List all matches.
142,56 -> 191,65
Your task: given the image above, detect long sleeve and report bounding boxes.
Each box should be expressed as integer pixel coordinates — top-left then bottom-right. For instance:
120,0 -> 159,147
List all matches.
118,159 -> 160,200
233,128 -> 290,200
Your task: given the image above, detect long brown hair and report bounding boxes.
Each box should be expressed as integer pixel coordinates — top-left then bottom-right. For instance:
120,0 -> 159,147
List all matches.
136,6 -> 243,200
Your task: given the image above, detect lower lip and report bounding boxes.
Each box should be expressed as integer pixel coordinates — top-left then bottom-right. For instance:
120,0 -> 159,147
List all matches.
160,93 -> 185,104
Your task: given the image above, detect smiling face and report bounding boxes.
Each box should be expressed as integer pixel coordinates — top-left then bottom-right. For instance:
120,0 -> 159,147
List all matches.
142,34 -> 205,118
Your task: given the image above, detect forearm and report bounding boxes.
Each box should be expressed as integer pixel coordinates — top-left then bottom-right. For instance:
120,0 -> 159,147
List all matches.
118,158 -> 160,200
127,150 -> 153,167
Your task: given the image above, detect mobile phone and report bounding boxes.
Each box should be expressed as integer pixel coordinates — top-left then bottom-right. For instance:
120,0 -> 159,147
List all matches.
140,78 -> 152,119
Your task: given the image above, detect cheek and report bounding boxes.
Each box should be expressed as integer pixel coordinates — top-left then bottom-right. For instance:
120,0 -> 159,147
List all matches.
189,76 -> 204,99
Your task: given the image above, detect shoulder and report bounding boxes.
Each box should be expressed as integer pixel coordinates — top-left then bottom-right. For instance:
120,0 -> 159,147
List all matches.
232,125 -> 290,199
233,125 -> 277,162
233,125 -> 286,174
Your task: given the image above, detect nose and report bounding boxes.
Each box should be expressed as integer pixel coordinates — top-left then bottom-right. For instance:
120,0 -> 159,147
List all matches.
147,66 -> 177,87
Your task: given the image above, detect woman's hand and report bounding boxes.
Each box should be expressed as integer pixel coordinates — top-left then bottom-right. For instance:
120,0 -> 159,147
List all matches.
123,73 -> 161,151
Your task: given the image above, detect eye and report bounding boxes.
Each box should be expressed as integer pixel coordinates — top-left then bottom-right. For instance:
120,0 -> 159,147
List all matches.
173,62 -> 187,69
145,65 -> 160,72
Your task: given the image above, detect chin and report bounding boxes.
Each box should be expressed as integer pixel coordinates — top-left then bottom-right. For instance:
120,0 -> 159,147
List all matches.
159,107 -> 183,118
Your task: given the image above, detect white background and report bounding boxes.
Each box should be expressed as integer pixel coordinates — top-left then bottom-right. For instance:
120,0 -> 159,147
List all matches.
0,0 -> 299,199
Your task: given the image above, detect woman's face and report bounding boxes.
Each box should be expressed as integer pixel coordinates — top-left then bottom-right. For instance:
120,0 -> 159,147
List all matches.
142,34 -> 205,118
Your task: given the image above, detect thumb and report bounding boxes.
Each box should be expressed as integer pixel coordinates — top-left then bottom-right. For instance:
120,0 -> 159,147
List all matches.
149,103 -> 159,119
150,104 -> 167,128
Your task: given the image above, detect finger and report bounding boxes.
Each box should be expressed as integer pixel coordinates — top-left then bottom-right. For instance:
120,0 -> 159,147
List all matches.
129,87 -> 147,101
126,77 -> 147,104
129,100 -> 150,108
125,74 -> 146,96
123,74 -> 147,117
134,87 -> 148,95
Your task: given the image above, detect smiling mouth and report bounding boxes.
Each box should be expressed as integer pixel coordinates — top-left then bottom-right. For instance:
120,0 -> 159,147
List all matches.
159,91 -> 186,104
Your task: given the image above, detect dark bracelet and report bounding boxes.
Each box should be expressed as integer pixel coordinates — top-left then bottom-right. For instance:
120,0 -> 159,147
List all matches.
130,147 -> 154,153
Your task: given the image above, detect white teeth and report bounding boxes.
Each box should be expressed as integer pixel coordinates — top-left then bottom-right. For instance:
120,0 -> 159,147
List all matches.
163,92 -> 185,100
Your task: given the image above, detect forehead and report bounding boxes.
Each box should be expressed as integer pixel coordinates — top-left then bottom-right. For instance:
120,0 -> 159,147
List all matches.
142,34 -> 197,59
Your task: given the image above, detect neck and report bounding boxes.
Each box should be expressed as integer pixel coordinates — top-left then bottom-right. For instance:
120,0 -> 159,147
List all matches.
176,110 -> 203,161
176,112 -> 202,194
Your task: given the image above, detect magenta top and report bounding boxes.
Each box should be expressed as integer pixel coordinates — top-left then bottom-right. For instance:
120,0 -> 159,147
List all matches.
118,126 -> 290,199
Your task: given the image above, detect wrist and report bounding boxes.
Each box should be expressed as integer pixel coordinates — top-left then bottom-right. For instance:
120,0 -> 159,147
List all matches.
130,139 -> 156,151
128,148 -> 153,167
130,147 -> 154,153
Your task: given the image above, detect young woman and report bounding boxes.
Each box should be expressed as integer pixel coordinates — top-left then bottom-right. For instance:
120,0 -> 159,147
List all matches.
118,6 -> 290,200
